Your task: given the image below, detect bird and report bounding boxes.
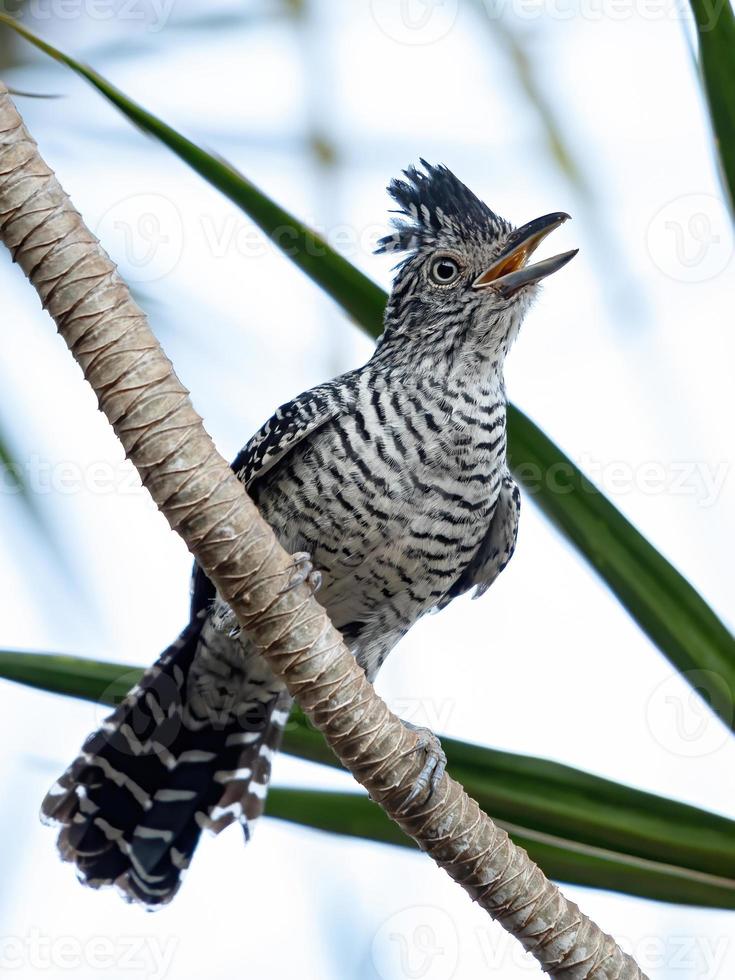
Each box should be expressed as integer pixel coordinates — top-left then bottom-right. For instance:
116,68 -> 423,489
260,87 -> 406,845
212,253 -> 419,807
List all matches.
41,161 -> 577,906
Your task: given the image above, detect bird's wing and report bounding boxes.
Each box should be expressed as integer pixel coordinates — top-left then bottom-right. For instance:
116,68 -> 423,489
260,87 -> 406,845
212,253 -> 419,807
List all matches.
189,379 -> 352,619
230,379 -> 349,491
436,471 -> 520,610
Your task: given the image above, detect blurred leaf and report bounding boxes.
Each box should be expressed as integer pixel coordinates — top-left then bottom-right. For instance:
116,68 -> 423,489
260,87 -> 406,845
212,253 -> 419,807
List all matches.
267,788 -> 735,909
688,0 -> 735,213
0,424 -> 24,496
0,417 -> 70,570
2,650 -> 734,908
471,3 -> 648,324
4,87 -> 61,99
476,4 -> 590,197
286,710 -> 735,898
0,0 -> 24,71
308,132 -> 338,168
0,14 -> 386,331
0,17 -> 733,730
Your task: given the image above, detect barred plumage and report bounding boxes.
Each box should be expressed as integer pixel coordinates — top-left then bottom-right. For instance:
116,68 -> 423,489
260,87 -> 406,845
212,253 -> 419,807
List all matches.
42,162 -> 576,905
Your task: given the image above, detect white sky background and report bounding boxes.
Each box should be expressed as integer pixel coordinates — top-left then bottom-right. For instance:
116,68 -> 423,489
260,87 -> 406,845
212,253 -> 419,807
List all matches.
0,0 -> 734,978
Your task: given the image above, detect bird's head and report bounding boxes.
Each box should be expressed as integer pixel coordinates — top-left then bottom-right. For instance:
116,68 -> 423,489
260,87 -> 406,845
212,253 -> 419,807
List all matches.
375,161 -> 577,365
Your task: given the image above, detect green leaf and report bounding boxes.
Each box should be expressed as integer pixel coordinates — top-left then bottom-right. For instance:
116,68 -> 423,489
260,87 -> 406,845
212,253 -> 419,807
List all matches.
0,14 -> 386,332
3,650 -> 734,909
1,14 -> 732,730
507,406 -> 735,731
266,788 -> 735,910
0,649 -> 136,703
688,0 -> 735,214
476,7 -> 590,198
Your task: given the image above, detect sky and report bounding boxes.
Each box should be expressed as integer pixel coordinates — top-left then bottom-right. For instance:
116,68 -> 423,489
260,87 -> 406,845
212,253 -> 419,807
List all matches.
0,1 -> 734,978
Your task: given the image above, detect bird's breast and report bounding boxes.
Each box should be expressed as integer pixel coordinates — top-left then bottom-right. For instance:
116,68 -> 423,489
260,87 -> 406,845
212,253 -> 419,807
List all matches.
256,373 -> 506,562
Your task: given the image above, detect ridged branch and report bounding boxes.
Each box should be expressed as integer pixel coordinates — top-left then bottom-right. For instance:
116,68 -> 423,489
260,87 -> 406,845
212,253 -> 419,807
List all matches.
0,82 -> 646,979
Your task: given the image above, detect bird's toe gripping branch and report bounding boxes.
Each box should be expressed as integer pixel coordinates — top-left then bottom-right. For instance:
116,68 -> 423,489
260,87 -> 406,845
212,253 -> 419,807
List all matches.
281,551 -> 323,596
398,722 -> 448,811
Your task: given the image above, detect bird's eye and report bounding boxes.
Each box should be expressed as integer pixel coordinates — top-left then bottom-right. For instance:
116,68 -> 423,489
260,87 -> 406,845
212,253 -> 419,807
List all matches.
429,256 -> 461,286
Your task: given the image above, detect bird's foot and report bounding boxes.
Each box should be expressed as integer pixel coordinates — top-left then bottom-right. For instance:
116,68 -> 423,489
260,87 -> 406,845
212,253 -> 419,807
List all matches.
399,721 -> 447,811
281,551 -> 322,595
210,600 -> 242,639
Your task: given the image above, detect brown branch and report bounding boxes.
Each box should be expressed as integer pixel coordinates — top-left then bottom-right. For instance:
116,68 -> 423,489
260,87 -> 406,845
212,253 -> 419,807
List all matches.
0,81 -> 646,979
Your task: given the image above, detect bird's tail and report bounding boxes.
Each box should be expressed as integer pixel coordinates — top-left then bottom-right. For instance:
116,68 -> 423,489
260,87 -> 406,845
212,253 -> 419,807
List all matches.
41,620 -> 291,906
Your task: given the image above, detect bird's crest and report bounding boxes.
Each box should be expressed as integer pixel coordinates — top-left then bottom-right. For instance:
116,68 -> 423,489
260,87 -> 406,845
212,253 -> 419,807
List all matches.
376,160 -> 510,255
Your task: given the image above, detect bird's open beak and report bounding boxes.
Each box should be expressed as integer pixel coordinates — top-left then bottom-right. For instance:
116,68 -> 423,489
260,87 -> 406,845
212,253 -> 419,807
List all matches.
472,212 -> 578,297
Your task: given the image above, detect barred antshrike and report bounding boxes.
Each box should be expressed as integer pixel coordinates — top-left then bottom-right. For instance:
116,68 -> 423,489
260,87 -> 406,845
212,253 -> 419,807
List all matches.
42,162 -> 577,905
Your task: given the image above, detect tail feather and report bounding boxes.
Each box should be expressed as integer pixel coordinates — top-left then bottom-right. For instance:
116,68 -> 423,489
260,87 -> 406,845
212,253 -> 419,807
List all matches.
42,619 -> 290,906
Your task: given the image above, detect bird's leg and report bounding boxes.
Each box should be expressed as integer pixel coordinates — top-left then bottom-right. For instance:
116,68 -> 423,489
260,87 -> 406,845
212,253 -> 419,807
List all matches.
399,721 -> 448,810
280,551 -> 322,595
210,597 -> 242,639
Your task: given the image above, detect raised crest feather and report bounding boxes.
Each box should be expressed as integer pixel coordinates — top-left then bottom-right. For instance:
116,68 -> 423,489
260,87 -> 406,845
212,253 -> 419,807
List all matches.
375,160 -> 511,255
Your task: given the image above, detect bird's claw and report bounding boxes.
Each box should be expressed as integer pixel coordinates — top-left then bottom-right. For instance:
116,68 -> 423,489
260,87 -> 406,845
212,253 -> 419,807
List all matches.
399,722 -> 447,811
281,551 -> 322,595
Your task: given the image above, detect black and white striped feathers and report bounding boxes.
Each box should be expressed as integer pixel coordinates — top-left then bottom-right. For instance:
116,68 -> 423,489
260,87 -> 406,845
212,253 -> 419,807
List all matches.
41,588 -> 291,905
41,162 -> 547,907
377,160 -> 512,257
